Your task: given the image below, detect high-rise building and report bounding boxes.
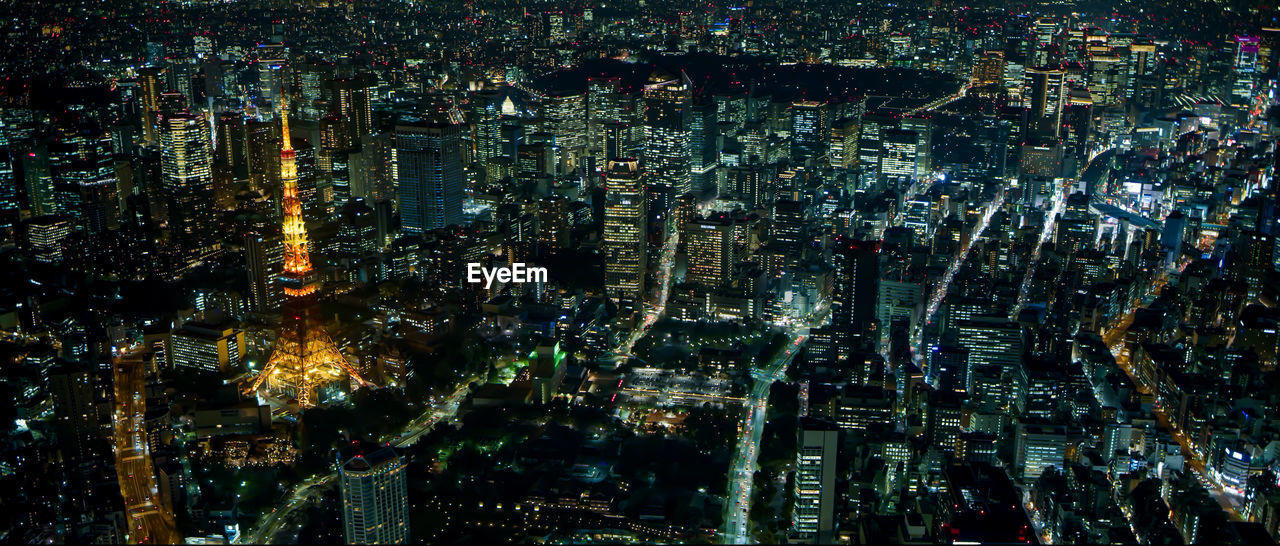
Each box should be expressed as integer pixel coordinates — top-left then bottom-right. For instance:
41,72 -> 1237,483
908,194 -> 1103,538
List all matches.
214,112 -> 244,169
543,90 -> 587,169
588,76 -> 642,166
956,317 -> 1024,405
1031,18 -> 1058,67
1233,36 -> 1260,105
832,237 -> 880,352
684,215 -> 736,288
396,118 -> 465,233
245,231 -> 284,313
828,117 -> 859,170
48,128 -> 119,233
770,198 -> 805,277
879,128 -> 919,182
793,419 -> 838,543
170,318 -> 246,374
159,111 -> 217,257
324,74 -> 376,143
642,71 -> 693,195
859,112 -> 897,183
1056,212 -> 1097,259
899,116 -> 932,178
1239,230 -> 1275,300
1014,422 -> 1066,479
469,89 -> 505,162
139,66 -> 166,145
536,194 -> 572,249
791,100 -> 829,161
973,51 -> 1006,85
0,129 -> 15,236
25,214 -> 73,264
602,159 -> 647,307
339,443 -> 410,545
49,362 -> 107,460
1024,66 -> 1066,139
244,119 -> 280,192
688,99 -> 718,187
319,113 -> 354,212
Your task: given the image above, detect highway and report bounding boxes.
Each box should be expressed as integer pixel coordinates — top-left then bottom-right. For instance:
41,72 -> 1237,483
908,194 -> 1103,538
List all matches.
720,320 -> 816,544
240,381 -> 473,544
112,351 -> 180,544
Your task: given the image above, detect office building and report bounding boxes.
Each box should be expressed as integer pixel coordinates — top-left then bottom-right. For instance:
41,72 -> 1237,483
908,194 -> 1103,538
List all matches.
794,419 -> 838,543
602,159 -> 647,307
169,318 -> 246,374
396,118 -> 465,233
340,443 -> 410,545
159,111 -> 217,257
684,215 -> 737,288
1014,422 -> 1067,479
642,71 -> 693,195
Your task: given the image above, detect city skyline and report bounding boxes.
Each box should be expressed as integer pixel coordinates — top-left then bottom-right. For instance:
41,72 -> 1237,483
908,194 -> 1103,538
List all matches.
0,0 -> 1278,544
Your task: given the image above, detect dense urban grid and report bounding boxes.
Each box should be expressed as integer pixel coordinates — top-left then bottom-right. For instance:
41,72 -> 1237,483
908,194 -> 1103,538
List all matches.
0,0 -> 1277,543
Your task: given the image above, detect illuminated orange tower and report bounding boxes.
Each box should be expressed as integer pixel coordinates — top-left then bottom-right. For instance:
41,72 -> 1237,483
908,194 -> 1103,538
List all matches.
250,93 -> 368,408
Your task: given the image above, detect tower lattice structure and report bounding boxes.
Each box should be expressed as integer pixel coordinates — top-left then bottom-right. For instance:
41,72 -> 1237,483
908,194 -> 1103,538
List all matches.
250,93 -> 368,408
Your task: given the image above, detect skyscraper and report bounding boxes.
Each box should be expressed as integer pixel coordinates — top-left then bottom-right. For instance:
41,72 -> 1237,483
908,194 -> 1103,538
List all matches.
791,100 -> 829,161
859,111 -> 896,183
793,419 -> 838,543
690,99 -> 719,190
138,66 -> 166,145
396,118 -> 465,233
899,116 -> 933,178
321,137 -> 353,213
48,127 -> 119,234
642,71 -> 693,195
339,442 -> 410,545
832,237 -> 880,352
543,89 -> 587,169
684,215 -> 737,288
1024,66 -> 1066,139
245,230 -> 284,313
469,89 -> 505,162
325,74 -> 376,144
828,117 -> 860,170
159,111 -> 217,257
587,76 -> 642,166
956,317 -> 1024,406
602,159 -> 647,307
879,128 -> 920,182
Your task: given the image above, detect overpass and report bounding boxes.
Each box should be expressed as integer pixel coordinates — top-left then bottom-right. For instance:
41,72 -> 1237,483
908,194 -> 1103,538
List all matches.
1090,202 -> 1162,230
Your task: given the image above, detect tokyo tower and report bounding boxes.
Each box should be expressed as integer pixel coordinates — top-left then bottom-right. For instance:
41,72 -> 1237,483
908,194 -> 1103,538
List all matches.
249,92 -> 369,408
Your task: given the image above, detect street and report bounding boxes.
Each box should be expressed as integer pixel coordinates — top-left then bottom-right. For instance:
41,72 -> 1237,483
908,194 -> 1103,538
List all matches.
112,351 -> 180,544
720,325 -> 813,544
240,380 -> 473,544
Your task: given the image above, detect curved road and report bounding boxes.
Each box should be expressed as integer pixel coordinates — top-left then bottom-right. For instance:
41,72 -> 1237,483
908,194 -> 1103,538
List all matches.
721,313 -> 825,544
240,382 -> 472,544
